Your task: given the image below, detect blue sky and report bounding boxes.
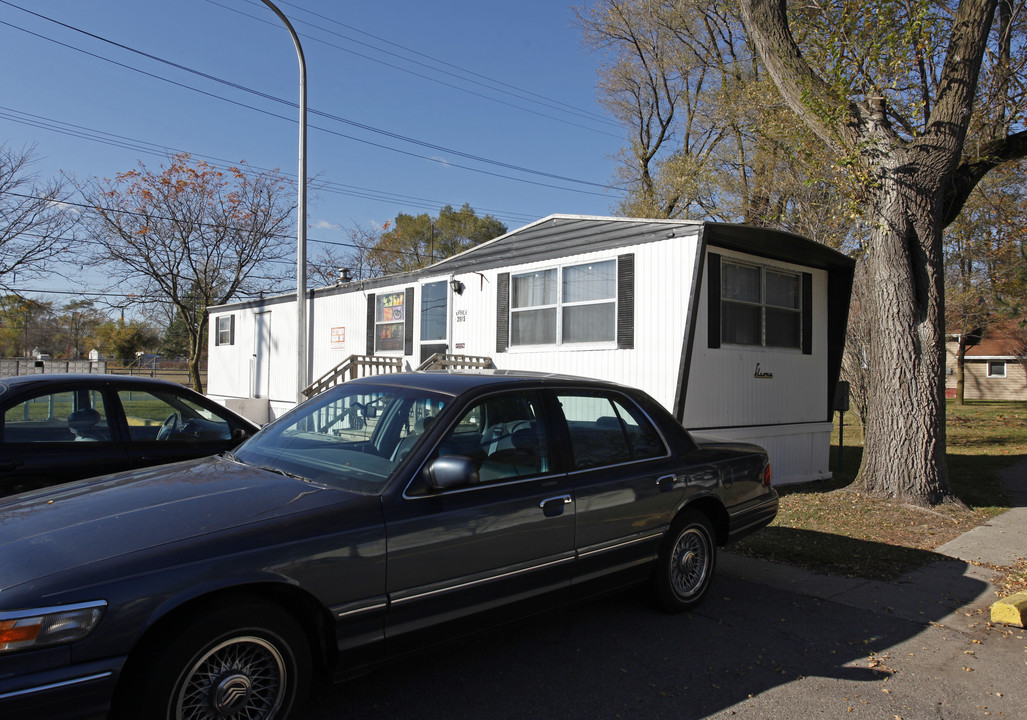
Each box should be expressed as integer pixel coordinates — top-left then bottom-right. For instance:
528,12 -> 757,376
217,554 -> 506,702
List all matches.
0,0 -> 625,298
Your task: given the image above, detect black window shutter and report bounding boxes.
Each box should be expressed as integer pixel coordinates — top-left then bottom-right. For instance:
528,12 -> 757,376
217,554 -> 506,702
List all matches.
707,253 -> 721,349
404,287 -> 415,356
802,272 -> 813,355
617,254 -> 635,349
496,272 -> 510,352
229,314 -> 235,345
366,294 -> 376,355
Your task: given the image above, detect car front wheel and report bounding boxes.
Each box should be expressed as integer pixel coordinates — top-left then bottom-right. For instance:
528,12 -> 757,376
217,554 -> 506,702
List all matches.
120,600 -> 311,720
653,509 -> 716,612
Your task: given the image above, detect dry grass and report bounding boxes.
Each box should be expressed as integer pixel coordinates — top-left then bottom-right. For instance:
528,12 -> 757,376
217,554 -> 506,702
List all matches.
733,401 -> 1027,594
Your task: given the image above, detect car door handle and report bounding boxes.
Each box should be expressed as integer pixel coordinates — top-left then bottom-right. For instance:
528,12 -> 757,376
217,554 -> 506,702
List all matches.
656,475 -> 677,492
0,460 -> 22,473
539,495 -> 572,517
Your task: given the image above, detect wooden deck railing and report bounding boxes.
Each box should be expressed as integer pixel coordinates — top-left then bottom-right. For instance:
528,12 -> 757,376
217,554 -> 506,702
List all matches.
416,353 -> 494,371
302,353 -> 495,399
302,355 -> 403,398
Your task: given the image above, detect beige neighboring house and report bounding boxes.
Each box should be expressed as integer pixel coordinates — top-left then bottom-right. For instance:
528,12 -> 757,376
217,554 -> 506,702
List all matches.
946,336 -> 1027,401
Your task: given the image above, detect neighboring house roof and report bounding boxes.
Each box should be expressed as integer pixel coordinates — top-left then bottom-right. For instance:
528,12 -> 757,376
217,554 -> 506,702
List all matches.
966,339 -> 1021,359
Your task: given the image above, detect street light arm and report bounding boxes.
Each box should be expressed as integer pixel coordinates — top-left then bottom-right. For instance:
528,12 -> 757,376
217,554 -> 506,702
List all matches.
259,0 -> 308,402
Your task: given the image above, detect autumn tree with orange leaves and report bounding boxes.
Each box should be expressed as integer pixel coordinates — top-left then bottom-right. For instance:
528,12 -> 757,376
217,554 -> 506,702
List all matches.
81,153 -> 294,392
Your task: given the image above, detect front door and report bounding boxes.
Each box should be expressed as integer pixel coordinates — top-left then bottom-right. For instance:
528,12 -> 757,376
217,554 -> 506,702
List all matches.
419,280 -> 448,364
253,311 -> 271,398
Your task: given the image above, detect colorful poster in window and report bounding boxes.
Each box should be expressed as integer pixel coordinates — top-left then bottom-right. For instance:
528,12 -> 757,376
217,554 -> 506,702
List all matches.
378,292 -> 404,321
376,322 -> 404,352
375,292 -> 406,352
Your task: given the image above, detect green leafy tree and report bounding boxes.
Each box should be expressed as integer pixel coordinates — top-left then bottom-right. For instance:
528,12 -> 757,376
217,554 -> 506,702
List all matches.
80,153 -> 294,392
367,204 -> 507,276
0,296 -> 55,357
738,0 -> 1027,505
95,318 -> 160,363
53,300 -> 109,360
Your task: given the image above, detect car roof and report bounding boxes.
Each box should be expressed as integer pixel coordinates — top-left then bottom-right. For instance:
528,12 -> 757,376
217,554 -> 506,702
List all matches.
0,373 -> 187,389
342,369 -> 629,396
0,374 -> 210,402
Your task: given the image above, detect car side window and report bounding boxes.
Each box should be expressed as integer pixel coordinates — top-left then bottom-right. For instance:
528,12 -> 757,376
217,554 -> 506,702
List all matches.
435,391 -> 550,483
2,389 -> 111,443
117,389 -> 231,443
556,391 -> 667,470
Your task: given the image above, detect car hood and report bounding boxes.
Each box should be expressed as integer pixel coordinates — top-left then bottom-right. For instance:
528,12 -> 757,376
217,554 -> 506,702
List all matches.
0,456 -> 350,592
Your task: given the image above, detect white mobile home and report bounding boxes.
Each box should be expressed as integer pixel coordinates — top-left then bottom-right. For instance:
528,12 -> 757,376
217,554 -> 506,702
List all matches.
208,215 -> 854,484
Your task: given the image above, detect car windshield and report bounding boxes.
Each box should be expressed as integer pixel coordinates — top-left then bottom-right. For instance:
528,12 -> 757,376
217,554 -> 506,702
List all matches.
233,383 -> 449,493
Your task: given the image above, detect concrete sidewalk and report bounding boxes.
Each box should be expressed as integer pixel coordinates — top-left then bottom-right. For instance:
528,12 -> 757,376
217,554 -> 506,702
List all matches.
723,456 -> 1027,627
710,460 -> 1027,720
936,457 -> 1027,567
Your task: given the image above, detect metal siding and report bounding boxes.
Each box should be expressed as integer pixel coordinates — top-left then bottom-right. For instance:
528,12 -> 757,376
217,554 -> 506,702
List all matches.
682,247 -> 829,430
480,236 -> 699,411
692,422 -> 833,483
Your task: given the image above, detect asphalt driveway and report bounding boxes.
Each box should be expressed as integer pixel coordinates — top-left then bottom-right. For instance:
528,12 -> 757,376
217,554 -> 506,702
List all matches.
302,552 -> 1024,719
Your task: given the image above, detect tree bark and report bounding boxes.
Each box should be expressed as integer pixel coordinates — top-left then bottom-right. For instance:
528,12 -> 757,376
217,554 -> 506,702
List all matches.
856,166 -> 951,505
738,0 -> 1000,506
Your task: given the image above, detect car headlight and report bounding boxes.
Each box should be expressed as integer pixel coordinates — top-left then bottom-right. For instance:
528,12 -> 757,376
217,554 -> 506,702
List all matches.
0,600 -> 106,653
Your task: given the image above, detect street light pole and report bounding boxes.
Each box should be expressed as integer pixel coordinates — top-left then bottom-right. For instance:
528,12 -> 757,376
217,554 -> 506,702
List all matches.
259,0 -> 308,403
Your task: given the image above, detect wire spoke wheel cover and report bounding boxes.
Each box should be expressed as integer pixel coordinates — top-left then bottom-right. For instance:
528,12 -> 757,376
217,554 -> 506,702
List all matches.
119,601 -> 311,720
670,527 -> 709,600
176,635 -> 287,719
654,510 -> 716,612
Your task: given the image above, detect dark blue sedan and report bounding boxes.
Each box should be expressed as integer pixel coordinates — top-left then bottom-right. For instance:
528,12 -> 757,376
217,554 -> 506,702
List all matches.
0,371 -> 777,720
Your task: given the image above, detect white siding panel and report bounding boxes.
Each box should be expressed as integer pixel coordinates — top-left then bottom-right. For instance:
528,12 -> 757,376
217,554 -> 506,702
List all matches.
483,235 -> 700,408
683,248 -> 829,429
692,422 -> 833,483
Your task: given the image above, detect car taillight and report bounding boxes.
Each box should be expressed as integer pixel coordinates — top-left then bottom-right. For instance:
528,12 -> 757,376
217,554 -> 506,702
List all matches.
762,463 -> 772,487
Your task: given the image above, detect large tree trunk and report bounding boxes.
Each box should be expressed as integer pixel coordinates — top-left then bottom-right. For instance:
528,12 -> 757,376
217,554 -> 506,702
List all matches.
737,0 -> 1002,507
856,169 -> 952,506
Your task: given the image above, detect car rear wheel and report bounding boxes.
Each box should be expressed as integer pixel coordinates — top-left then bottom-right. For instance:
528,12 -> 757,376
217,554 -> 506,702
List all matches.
121,600 -> 311,720
653,509 -> 716,612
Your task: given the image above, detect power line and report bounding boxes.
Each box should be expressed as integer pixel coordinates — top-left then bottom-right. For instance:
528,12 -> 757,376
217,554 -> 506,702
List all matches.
210,0 -> 620,135
0,105 -> 540,225
7,192 -> 501,260
0,1 -> 623,195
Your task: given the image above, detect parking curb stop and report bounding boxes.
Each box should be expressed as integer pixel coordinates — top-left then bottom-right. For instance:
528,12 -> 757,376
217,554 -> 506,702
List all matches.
990,591 -> 1027,628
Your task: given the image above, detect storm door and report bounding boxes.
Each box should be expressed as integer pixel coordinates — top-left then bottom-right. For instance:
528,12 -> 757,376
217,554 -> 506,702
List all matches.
419,281 -> 448,364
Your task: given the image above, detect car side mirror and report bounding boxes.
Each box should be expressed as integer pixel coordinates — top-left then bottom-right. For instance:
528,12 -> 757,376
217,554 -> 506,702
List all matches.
231,427 -> 251,442
425,455 -> 479,491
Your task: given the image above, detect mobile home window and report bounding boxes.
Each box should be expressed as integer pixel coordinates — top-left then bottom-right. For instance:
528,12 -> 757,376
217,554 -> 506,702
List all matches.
215,315 -> 235,346
562,260 -> 616,343
510,260 -> 616,347
420,281 -> 447,342
721,261 -> 801,349
988,361 -> 1007,378
511,269 -> 557,345
376,292 -> 405,352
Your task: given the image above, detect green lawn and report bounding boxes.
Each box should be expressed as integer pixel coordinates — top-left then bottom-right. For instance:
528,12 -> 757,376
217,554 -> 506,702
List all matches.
732,401 -> 1026,589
